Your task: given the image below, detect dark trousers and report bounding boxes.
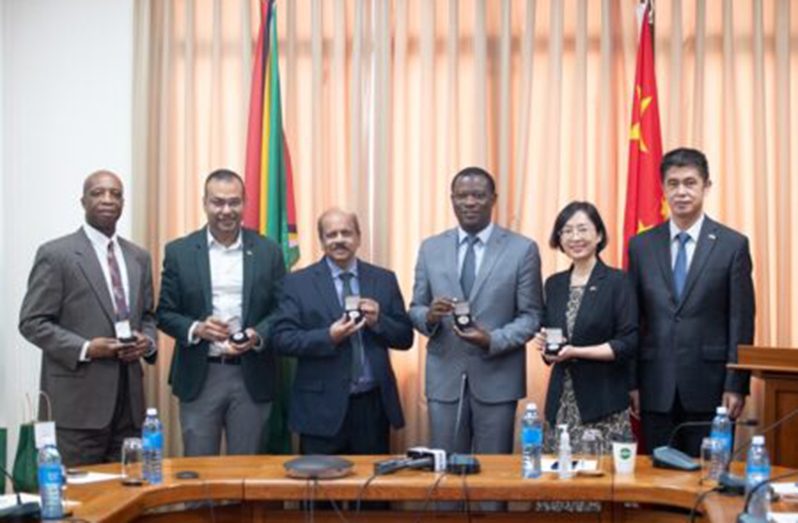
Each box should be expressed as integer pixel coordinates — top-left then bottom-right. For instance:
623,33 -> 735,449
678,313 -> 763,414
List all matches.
642,393 -> 713,457
57,363 -> 137,467
300,388 -> 389,511
300,388 -> 389,455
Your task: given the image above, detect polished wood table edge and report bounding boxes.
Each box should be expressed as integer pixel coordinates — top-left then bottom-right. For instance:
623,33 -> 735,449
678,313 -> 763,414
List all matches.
66,454 -> 791,522
728,363 -> 798,375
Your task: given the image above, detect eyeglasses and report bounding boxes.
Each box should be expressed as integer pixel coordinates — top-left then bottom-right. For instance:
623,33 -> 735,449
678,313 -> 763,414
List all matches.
559,226 -> 594,239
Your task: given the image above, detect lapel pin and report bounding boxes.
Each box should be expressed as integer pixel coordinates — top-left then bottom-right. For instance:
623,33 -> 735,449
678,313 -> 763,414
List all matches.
589,285 -> 597,292
246,250 -> 253,256
708,234 -> 717,240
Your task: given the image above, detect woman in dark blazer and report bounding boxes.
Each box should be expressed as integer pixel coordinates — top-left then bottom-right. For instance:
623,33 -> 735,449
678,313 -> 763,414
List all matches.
532,201 -> 638,452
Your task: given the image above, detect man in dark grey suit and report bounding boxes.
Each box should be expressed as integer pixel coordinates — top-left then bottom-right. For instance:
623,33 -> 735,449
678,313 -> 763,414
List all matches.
409,167 -> 542,456
628,148 -> 755,456
19,171 -> 157,466
157,169 -> 285,456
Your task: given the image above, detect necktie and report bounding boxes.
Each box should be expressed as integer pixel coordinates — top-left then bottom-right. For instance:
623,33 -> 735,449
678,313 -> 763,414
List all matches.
107,241 -> 130,320
673,232 -> 690,300
339,272 -> 364,383
460,235 -> 478,298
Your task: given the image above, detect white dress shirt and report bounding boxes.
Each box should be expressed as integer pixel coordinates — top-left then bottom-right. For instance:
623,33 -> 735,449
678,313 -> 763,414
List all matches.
200,230 -> 244,357
669,214 -> 705,271
80,223 -> 132,361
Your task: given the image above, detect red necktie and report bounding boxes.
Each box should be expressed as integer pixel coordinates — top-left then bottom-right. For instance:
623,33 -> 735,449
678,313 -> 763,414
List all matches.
107,241 -> 130,320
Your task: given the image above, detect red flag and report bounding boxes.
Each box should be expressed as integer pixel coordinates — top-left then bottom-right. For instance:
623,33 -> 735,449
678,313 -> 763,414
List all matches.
623,4 -> 666,269
624,4 -> 665,446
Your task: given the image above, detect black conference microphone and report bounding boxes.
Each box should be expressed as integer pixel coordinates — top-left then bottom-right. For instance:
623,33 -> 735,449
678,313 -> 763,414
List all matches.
719,406 -> 798,495
736,469 -> 798,523
0,464 -> 40,522
446,373 -> 480,475
652,418 -> 758,471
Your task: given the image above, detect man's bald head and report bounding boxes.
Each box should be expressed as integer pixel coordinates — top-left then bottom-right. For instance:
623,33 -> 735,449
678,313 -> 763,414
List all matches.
81,170 -> 124,237
317,208 -> 361,269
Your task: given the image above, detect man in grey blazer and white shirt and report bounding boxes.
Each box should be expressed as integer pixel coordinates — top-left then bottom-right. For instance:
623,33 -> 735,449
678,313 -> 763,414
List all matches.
19,171 -> 157,466
409,167 -> 542,455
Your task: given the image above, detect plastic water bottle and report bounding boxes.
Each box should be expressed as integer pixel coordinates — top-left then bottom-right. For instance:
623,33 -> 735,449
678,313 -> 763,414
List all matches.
745,435 -> 771,518
710,406 -> 732,468
557,424 -> 574,480
520,402 -> 543,478
142,407 -> 163,485
37,443 -> 64,519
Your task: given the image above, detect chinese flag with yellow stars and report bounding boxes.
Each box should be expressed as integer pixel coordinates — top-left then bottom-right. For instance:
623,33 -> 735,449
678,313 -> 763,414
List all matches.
623,3 -> 666,269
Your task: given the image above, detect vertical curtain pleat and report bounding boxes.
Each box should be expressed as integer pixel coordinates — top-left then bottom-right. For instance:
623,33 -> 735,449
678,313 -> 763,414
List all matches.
132,0 -> 796,455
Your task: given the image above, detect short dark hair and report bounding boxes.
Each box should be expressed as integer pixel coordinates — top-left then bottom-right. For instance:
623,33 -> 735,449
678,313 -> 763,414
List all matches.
660,147 -> 710,183
204,169 -> 245,197
548,201 -> 608,254
450,166 -> 496,194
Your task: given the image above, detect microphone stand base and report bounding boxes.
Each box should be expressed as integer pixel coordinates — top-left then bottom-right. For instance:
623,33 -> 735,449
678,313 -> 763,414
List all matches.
718,472 -> 746,495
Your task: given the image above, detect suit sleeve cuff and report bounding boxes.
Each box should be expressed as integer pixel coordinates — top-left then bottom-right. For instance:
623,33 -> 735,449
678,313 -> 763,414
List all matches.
79,341 -> 91,362
252,333 -> 265,352
188,321 -> 201,345
144,336 -> 157,358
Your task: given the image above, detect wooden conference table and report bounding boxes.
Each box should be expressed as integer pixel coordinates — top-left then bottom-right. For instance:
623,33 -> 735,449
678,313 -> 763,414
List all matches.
63,455 -> 794,522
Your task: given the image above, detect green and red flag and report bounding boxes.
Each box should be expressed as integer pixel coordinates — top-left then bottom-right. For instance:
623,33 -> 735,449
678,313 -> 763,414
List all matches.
623,2 -> 666,269
244,0 -> 299,454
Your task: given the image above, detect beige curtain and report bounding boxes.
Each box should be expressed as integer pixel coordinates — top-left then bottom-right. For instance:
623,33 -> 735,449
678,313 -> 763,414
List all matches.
133,0 -> 798,456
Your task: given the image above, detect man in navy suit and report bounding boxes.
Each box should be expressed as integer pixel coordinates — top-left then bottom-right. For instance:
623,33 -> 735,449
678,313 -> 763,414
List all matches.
272,209 -> 414,454
628,148 -> 755,456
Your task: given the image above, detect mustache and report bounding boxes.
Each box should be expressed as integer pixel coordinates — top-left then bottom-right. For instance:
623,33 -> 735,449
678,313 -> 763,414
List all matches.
329,242 -> 350,251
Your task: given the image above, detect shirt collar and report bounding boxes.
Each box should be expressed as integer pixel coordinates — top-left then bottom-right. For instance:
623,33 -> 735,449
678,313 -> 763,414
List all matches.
669,214 -> 705,243
457,222 -> 494,246
83,223 -> 119,249
206,228 -> 243,251
325,256 -> 358,279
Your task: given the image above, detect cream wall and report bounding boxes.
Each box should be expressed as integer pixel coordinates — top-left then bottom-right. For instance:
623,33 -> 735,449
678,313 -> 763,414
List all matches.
0,0 -> 134,478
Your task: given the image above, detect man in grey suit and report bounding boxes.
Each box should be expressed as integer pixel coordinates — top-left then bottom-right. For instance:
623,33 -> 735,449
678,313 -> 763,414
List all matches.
628,148 -> 755,456
19,171 -> 157,466
409,166 -> 542,456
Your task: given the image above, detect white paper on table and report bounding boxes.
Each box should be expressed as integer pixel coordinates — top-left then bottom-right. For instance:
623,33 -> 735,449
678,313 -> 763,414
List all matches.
771,482 -> 798,496
0,493 -> 80,510
67,472 -> 122,484
767,514 -> 798,523
541,458 -> 598,473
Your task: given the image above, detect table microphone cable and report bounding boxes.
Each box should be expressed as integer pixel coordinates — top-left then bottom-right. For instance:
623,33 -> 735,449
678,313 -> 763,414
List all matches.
689,485 -> 722,522
460,468 -> 473,523
354,471 -> 379,517
411,471 -> 448,523
314,476 -> 349,523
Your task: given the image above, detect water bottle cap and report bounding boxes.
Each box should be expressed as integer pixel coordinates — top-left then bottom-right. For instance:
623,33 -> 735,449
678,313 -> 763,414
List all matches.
146,407 -> 158,416
716,406 -> 728,415
526,402 -> 537,411
752,435 -> 765,445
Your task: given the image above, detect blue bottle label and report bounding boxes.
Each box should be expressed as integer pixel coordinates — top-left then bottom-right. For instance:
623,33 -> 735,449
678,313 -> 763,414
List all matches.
143,432 -> 163,450
38,463 -> 61,485
522,426 -> 542,446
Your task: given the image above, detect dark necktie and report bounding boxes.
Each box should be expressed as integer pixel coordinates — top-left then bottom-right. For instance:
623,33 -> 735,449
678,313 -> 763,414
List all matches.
339,272 -> 364,382
673,232 -> 690,299
107,241 -> 130,320
460,235 -> 478,298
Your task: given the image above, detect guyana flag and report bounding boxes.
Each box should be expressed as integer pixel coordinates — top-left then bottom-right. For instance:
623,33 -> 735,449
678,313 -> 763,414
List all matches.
623,2 -> 666,269
244,0 -> 299,454
623,3 -> 665,445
